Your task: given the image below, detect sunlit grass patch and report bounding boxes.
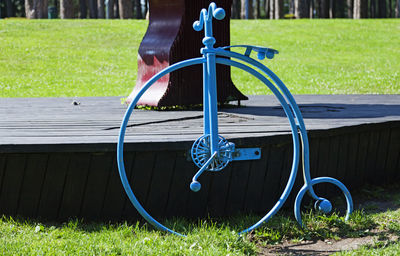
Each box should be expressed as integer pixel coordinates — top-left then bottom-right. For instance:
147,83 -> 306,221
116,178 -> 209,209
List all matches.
0,19 -> 399,98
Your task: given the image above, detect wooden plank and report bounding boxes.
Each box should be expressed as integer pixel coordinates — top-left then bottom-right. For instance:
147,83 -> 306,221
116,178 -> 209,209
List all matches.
145,151 -> 176,218
80,152 -> 113,220
121,151 -> 155,220
345,132 -> 359,191
224,159 -> 252,215
364,131 -> 380,184
58,153 -> 91,220
336,135 -> 350,188
1,95 -> 399,149
206,165 -> 233,217
0,95 -> 399,221
0,154 -> 26,216
315,136 -> 330,196
101,152 -> 135,220
324,135 -> 341,199
164,152 -> 194,218
309,136 -> 321,179
243,146 -> 270,213
17,154 -> 48,218
0,155 -> 6,195
37,153 -> 70,219
385,127 -> 400,180
355,132 -> 370,188
375,129 -> 391,183
184,165 -> 212,218
260,143 -> 286,213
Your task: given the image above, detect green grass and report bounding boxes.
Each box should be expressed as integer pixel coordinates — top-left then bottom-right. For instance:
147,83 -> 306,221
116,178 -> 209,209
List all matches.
1,184 -> 400,255
0,19 -> 399,98
231,19 -> 400,95
0,218 -> 257,255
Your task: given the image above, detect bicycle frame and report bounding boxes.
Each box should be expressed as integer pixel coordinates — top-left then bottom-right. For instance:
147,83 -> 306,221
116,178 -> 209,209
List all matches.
117,2 -> 353,236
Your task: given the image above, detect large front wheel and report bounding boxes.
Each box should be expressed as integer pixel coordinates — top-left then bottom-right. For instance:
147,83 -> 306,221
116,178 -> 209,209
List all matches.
118,55 -> 304,236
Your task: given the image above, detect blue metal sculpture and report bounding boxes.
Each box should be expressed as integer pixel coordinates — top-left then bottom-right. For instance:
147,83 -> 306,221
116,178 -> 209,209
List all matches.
117,2 -> 353,236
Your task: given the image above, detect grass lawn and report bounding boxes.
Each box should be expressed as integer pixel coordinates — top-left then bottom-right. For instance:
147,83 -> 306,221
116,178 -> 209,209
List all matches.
0,19 -> 399,97
0,184 -> 399,255
1,18 -> 399,255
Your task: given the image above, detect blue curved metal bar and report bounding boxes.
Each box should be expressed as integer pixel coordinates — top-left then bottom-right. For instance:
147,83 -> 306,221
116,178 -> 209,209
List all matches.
294,177 -> 354,227
192,151 -> 218,182
215,57 -> 302,235
213,48 -> 320,202
117,57 -> 205,237
191,151 -> 218,183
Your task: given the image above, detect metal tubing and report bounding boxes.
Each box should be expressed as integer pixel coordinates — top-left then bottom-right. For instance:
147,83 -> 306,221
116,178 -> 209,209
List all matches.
203,62 -> 210,135
206,53 -> 219,154
215,48 -> 319,201
215,57 -> 301,235
117,57 -> 205,237
192,151 -> 218,182
294,177 -> 354,227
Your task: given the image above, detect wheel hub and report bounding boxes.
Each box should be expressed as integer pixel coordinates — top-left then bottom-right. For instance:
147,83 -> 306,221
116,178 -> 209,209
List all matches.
191,134 -> 235,171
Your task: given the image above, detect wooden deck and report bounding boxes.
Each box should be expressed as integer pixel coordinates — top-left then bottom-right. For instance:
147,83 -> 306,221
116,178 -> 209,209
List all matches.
0,95 -> 399,221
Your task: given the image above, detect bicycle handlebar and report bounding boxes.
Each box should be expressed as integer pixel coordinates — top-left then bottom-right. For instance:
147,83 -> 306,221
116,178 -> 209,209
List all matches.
193,2 -> 226,32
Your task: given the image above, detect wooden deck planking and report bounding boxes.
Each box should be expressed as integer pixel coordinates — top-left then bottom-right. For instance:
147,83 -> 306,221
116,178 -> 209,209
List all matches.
18,154 -> 48,218
365,132 -> 381,184
243,145 -> 270,213
185,165 -> 212,218
37,153 -> 70,219
336,135 -> 350,188
2,95 -> 400,149
101,152 -> 133,220
0,154 -> 26,216
80,152 -> 114,220
0,95 -> 399,221
58,153 -> 91,220
145,151 -> 177,218
225,160 -> 252,215
260,143 -> 286,212
206,165 -> 233,217
124,151 -> 155,220
164,152 -> 194,218
386,126 -> 400,180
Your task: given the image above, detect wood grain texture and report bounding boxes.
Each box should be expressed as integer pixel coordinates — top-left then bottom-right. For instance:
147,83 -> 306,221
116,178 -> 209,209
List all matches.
18,154 -> 48,218
225,160 -> 252,215
243,146 -> 270,213
1,95 -> 399,152
0,95 -> 399,221
0,154 -> 26,215
58,153 -> 91,220
145,151 -> 176,218
37,153 -> 70,220
101,152 -> 134,220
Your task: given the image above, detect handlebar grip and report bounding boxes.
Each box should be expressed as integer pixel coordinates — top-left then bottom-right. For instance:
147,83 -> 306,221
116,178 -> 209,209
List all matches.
213,7 -> 225,20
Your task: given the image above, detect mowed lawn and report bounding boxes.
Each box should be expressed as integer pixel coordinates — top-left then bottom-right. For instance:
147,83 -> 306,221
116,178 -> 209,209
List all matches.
0,19 -> 399,98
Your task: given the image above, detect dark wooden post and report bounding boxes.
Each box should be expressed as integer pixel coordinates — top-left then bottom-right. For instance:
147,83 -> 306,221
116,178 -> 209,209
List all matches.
127,0 -> 247,107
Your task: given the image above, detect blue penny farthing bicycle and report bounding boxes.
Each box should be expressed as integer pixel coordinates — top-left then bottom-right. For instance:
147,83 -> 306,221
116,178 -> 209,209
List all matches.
117,2 -> 353,237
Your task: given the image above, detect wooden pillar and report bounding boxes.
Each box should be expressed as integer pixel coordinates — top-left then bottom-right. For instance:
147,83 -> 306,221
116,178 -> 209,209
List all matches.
128,0 -> 247,107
